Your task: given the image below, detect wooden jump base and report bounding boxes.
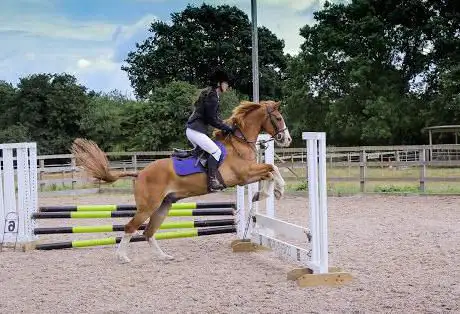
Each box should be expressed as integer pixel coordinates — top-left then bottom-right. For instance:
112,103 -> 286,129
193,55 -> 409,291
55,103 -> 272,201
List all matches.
32,208 -> 234,219
33,219 -> 235,234
34,226 -> 237,250
38,202 -> 236,212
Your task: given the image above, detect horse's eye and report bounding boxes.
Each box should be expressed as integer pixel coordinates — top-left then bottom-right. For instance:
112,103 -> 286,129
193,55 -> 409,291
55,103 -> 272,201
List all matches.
276,117 -> 282,121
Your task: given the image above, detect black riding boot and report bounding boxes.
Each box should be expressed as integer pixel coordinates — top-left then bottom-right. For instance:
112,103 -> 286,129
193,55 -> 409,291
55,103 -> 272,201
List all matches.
207,155 -> 225,192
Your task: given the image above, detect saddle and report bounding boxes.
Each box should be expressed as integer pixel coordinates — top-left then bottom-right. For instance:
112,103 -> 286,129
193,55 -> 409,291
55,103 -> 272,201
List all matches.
172,147 -> 208,168
170,141 -> 227,180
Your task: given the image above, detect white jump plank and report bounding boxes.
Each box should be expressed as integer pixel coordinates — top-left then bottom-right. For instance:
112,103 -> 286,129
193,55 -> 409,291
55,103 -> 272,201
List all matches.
251,232 -> 311,264
254,214 -> 311,242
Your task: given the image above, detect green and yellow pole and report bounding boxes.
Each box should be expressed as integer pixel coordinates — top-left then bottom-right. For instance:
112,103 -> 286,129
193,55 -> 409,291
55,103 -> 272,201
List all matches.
33,219 -> 235,234
39,202 -> 235,212
32,208 -> 234,219
34,226 -> 236,250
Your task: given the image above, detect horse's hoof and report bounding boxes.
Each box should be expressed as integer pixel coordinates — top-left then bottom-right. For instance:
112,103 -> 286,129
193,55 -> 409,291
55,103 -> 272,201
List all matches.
155,253 -> 174,261
253,191 -> 269,202
116,253 -> 131,264
274,189 -> 283,200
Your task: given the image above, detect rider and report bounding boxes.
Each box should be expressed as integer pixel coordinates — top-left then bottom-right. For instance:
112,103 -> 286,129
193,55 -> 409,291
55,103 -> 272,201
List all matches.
186,69 -> 236,192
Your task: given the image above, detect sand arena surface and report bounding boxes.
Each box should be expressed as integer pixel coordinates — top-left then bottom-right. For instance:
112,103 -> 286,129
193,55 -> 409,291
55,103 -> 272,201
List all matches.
1,192 -> 459,313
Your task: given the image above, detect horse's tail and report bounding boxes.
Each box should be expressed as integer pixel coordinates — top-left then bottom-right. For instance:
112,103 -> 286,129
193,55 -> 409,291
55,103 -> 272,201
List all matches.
70,138 -> 138,183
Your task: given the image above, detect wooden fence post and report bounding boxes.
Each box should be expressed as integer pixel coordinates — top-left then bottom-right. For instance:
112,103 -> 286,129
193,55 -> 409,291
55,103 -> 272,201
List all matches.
71,157 -> 76,190
360,150 -> 366,193
39,159 -> 45,192
419,148 -> 426,193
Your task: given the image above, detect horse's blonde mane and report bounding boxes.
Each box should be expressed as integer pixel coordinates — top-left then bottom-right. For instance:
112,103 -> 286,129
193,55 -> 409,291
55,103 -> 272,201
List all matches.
214,101 -> 262,138
228,101 -> 262,128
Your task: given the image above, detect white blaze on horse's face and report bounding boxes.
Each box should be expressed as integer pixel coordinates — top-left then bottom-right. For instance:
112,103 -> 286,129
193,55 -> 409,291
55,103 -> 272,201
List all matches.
276,122 -> 292,147
274,117 -> 292,147
267,101 -> 292,147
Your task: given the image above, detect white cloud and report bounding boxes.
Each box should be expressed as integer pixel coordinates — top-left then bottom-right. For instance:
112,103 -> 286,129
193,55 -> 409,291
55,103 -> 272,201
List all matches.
0,11 -> 156,96
77,59 -> 92,69
253,0 -> 324,11
24,53 -> 36,61
0,16 -> 117,41
113,14 -> 157,42
0,0 -> 346,95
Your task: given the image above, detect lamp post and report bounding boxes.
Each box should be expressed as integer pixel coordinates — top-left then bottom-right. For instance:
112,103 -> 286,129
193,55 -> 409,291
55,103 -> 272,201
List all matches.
251,0 -> 259,103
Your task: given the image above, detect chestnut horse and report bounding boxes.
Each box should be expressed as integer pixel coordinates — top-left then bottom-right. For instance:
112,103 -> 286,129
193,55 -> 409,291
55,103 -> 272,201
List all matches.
71,100 -> 292,263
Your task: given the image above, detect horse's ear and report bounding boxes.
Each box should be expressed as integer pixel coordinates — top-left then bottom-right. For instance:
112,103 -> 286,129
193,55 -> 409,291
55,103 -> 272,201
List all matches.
274,101 -> 281,110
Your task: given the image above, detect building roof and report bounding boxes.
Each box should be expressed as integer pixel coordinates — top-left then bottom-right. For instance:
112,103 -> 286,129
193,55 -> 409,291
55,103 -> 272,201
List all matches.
422,125 -> 460,133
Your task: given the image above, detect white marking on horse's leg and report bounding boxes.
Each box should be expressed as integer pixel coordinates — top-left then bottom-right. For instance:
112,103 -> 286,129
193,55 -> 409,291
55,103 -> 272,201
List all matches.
116,233 -> 133,263
145,200 -> 174,260
148,237 -> 174,260
272,165 -> 285,199
253,173 -> 274,202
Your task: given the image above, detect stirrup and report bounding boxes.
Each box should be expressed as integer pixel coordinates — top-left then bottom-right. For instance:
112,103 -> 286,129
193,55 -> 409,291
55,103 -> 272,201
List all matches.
208,178 -> 225,192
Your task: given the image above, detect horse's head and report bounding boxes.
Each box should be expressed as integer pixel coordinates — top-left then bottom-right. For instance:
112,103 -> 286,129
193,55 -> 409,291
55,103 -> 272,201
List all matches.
260,101 -> 292,147
214,100 -> 292,147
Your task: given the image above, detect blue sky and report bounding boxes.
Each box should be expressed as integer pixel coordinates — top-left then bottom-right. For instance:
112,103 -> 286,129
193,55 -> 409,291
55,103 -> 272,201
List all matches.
0,0 -> 335,96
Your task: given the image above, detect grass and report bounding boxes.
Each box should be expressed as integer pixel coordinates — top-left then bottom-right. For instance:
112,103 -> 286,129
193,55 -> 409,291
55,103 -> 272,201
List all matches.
283,165 -> 460,195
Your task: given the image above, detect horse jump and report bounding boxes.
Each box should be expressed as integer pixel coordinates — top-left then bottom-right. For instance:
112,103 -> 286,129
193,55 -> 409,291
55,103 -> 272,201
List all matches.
30,202 -> 237,250
232,132 -> 352,287
70,100 -> 291,263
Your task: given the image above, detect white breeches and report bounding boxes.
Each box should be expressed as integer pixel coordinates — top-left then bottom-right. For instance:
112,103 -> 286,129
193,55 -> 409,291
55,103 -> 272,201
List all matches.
186,128 -> 221,161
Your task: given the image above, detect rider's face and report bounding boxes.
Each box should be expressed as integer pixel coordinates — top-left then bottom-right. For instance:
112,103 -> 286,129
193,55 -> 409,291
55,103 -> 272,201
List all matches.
220,81 -> 229,92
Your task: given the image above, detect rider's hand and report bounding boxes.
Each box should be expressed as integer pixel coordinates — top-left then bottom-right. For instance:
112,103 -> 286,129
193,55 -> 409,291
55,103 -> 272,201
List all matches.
223,125 -> 235,135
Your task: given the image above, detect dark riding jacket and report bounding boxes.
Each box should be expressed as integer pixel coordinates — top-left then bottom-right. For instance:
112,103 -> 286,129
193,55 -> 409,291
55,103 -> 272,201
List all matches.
186,87 -> 234,135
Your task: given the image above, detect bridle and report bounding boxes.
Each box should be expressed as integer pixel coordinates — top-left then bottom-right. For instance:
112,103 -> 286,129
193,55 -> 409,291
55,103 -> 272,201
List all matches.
227,104 -> 287,159
266,106 -> 288,143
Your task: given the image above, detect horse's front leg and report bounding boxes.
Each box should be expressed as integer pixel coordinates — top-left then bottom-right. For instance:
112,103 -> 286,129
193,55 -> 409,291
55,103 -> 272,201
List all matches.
244,163 -> 276,202
272,165 -> 285,200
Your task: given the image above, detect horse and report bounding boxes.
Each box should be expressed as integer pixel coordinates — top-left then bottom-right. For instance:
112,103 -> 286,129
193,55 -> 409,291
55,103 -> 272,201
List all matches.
70,100 -> 292,263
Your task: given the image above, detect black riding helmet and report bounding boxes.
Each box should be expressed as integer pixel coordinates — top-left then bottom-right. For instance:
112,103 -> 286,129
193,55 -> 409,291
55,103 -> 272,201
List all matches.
209,69 -> 230,87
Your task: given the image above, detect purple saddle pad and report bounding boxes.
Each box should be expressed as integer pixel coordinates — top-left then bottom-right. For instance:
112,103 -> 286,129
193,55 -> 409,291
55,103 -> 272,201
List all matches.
172,141 -> 227,176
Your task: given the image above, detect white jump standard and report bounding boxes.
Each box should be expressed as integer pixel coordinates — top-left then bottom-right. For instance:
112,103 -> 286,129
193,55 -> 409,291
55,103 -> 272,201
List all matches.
232,132 -> 352,287
0,143 -> 38,251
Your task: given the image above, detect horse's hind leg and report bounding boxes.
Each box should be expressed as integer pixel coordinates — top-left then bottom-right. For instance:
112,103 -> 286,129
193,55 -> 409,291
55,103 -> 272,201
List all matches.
144,194 -> 177,260
116,181 -> 165,263
116,209 -> 153,263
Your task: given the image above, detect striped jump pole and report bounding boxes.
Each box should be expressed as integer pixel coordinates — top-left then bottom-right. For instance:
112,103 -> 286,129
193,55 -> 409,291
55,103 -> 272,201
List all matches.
34,226 -> 236,250
32,208 -> 234,219
38,202 -> 235,212
33,218 -> 235,234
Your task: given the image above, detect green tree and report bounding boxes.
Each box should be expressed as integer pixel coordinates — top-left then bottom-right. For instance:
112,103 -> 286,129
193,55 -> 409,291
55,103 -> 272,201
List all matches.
284,0 -> 460,145
0,81 -> 17,127
122,4 -> 286,100
0,124 -> 32,144
13,73 -> 89,154
122,81 -> 199,151
80,90 -> 135,151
